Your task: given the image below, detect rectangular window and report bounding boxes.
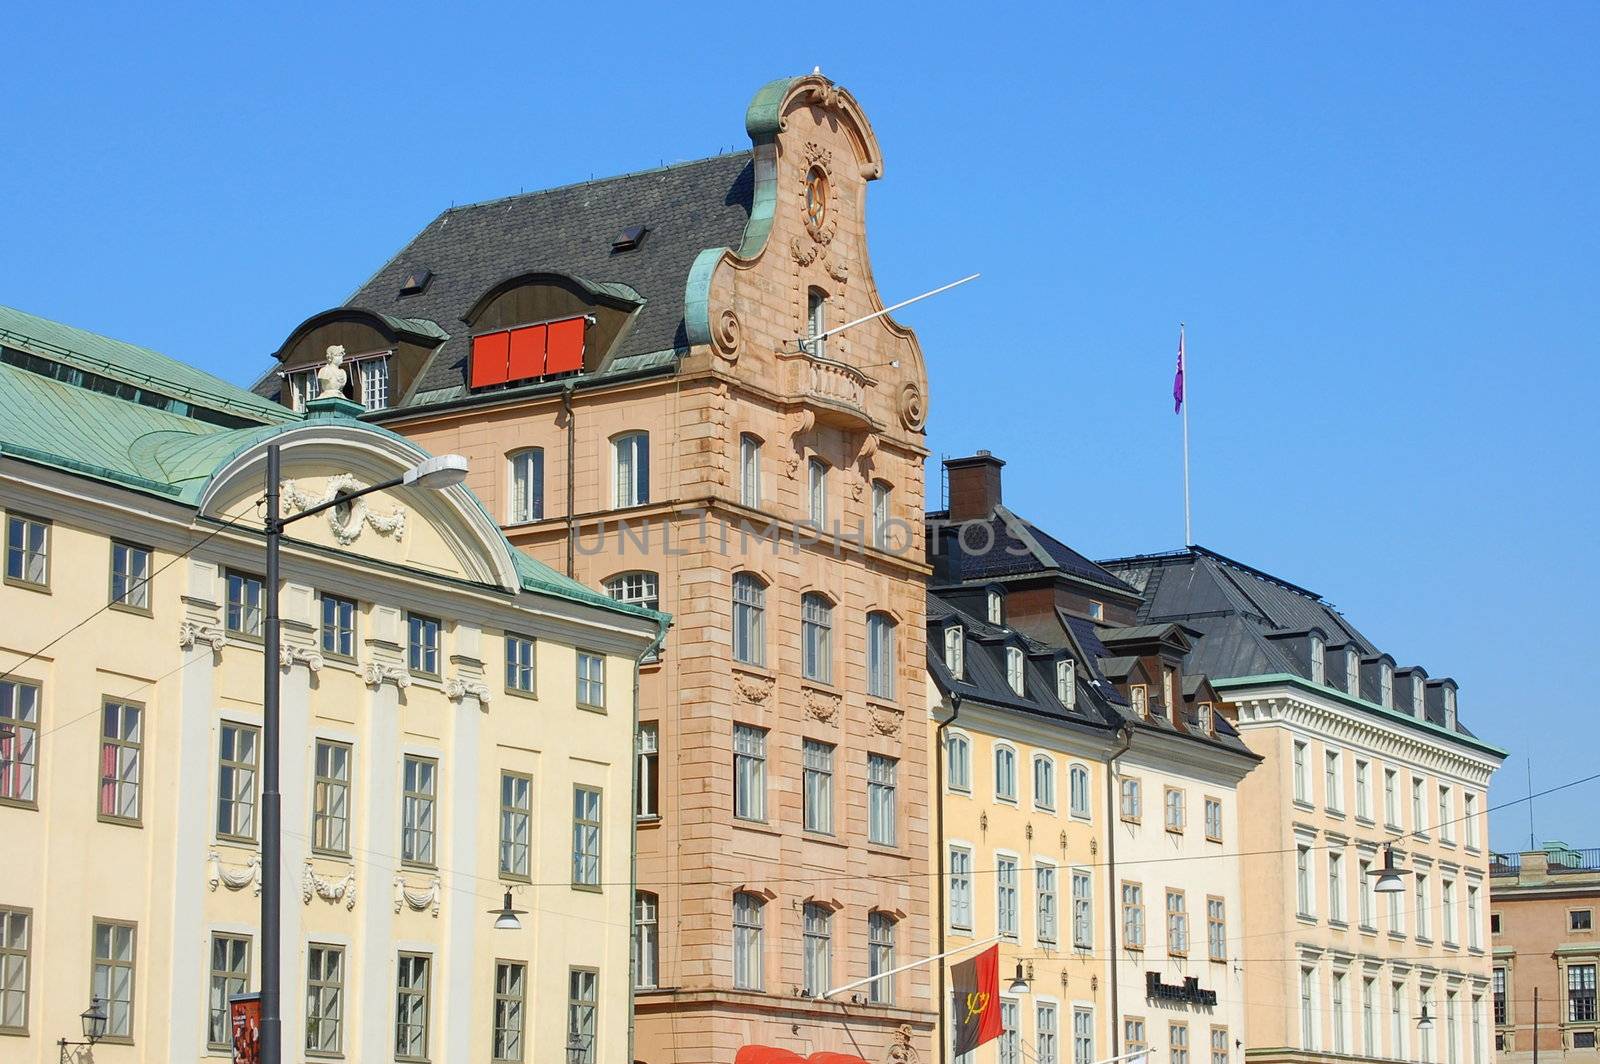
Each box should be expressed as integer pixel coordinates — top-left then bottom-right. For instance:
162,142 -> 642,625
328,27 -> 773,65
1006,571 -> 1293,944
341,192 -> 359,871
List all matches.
802,595 -> 832,683
1126,1018 -> 1147,1056
1211,1027 -> 1229,1064
110,542 -> 151,610
92,920 -> 136,1040
740,435 -> 763,508
802,903 -> 832,997
1073,1008 -> 1094,1064
1130,684 -> 1147,718
947,734 -> 971,792
1165,787 -> 1185,833
1439,784 -> 1454,843
1120,777 -> 1142,822
1359,859 -> 1375,929
493,962 -> 527,1061
1296,845 -> 1313,917
1332,971 -> 1348,1054
1000,999 -> 1021,1064
401,755 -> 437,867
1167,891 -> 1189,955
0,908 -> 29,1035
407,613 -> 441,676
1363,977 -> 1378,1057
867,613 -> 896,700
803,739 -> 834,834
1036,865 -> 1058,945
505,635 -> 536,693
1204,797 -> 1223,842
868,913 -> 895,1004
1493,968 -> 1506,1026
4,514 -> 48,587
997,856 -> 1019,939
1417,873 -> 1431,940
1413,777 -> 1427,834
509,448 -> 545,523
1447,990 -> 1460,1064
1072,870 -> 1093,949
356,355 -> 390,411
1389,882 -> 1404,935
949,847 -> 973,930
1122,882 -> 1145,948
1329,852 -> 1346,923
871,480 -> 892,549
499,771 -> 532,879
636,724 -> 659,819
733,892 -> 764,990
576,651 -> 606,708
633,892 -> 658,991
1395,983 -> 1407,1060
1443,879 -> 1458,945
1293,740 -> 1308,803
868,754 -> 897,846
1034,756 -> 1056,811
311,740 -> 351,855
1385,768 -> 1400,827
808,458 -> 828,525
1573,909 -> 1593,932
1355,759 -> 1372,820
226,570 -> 264,636
216,722 -> 259,841
567,968 -> 598,1064
395,953 -> 430,1060
1464,792 -> 1479,848
572,786 -> 602,888
733,724 -> 767,821
1207,898 -> 1226,961
99,700 -> 143,823
306,944 -> 344,1055
207,933 -> 250,1049
1037,1002 -> 1059,1064
1569,963 -> 1597,1022
319,594 -> 355,658
1171,1022 -> 1190,1064
1301,967 -> 1317,1049
0,680 -> 39,806
1325,749 -> 1342,812
614,432 -> 650,507
732,575 -> 766,666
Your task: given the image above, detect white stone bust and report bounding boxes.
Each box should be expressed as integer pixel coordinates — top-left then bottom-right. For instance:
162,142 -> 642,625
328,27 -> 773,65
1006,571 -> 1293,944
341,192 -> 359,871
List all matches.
316,345 -> 348,400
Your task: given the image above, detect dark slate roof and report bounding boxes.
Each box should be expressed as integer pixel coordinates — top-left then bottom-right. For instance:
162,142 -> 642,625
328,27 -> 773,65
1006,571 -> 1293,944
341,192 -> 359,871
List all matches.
256,152 -> 756,405
929,504 -> 1140,594
1099,545 -> 1486,747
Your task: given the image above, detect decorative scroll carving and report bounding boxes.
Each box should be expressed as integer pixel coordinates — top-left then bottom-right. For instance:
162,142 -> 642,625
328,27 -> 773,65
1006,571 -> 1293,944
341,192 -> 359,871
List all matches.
394,874 -> 442,916
302,862 -> 357,910
207,851 -> 261,896
898,382 -> 926,432
279,644 -> 325,673
803,686 -> 842,728
867,704 -> 904,737
444,676 -> 492,705
734,672 -> 774,705
362,661 -> 411,689
281,474 -> 407,547
711,307 -> 743,362
179,621 -> 227,653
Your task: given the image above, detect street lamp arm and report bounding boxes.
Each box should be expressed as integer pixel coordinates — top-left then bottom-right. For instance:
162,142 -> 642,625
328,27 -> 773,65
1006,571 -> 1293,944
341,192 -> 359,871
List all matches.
822,933 -> 1004,1000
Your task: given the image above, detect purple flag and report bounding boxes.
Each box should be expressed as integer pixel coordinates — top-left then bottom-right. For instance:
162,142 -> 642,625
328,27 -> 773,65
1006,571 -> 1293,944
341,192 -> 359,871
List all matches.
1173,327 -> 1185,414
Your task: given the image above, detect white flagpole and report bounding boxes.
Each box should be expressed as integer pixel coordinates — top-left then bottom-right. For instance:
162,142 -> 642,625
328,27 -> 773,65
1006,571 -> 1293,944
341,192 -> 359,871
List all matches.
1181,323 -> 1192,546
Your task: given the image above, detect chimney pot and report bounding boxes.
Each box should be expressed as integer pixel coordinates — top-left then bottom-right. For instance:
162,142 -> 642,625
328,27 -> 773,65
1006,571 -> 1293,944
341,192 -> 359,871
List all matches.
944,452 -> 1005,522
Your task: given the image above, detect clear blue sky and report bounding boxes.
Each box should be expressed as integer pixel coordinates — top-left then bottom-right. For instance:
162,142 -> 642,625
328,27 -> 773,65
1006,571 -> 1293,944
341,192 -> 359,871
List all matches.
3,4 -> 1595,848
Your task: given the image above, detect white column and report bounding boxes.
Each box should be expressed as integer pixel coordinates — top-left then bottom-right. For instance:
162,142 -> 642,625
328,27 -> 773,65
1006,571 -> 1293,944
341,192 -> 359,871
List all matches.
443,680 -> 483,1062
277,582 -> 316,1056
358,674 -> 402,1061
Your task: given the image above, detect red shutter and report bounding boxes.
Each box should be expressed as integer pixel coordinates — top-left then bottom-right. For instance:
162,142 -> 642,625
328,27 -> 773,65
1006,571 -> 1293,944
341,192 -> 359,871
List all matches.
507,324 -> 546,382
470,331 -> 511,388
545,316 -> 586,374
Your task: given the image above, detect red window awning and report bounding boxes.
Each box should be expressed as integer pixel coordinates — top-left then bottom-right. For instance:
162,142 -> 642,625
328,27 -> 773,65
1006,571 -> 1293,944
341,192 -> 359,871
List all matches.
469,330 -> 511,388
470,315 -> 588,390
734,1049 -> 868,1064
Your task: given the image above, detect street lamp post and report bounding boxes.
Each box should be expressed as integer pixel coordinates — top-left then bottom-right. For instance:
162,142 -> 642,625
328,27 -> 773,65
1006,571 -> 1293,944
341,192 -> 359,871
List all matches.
257,443 -> 468,1064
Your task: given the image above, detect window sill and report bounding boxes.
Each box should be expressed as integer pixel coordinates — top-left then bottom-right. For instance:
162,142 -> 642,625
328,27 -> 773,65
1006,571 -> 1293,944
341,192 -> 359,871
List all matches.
109,601 -> 153,619
867,843 -> 904,858
0,797 -> 39,812
97,813 -> 142,829
577,701 -> 608,715
1329,918 -> 1349,930
734,819 -> 781,838
503,685 -> 539,702
1120,816 -> 1142,826
636,815 -> 662,828
1292,799 -> 1314,811
1359,924 -> 1378,935
1388,931 -> 1408,941
1205,834 -> 1223,844
1326,808 -> 1346,819
1354,815 -> 1376,828
1296,913 -> 1318,925
1165,826 -> 1186,837
310,849 -> 353,864
1,578 -> 50,595
571,882 -> 603,894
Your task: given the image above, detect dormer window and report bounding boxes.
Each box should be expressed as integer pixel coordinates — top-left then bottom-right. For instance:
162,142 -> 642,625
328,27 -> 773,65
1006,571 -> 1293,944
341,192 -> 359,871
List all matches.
1380,664 -> 1394,708
1347,649 -> 1361,695
987,590 -> 1003,626
1443,687 -> 1457,728
1308,634 -> 1325,685
1056,660 -> 1076,708
282,351 -> 390,412
1197,702 -> 1214,734
1162,666 -> 1176,712
1412,675 -> 1426,715
944,626 -> 964,679
1088,600 -> 1104,621
1130,684 -> 1148,719
1006,647 -> 1025,696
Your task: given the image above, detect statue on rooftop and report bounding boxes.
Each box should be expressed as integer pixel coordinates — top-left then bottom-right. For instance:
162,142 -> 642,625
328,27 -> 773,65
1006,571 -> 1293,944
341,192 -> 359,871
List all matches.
316,345 -> 348,400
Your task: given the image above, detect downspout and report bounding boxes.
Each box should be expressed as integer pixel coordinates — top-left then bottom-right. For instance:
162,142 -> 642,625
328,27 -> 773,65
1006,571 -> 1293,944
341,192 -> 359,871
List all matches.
935,691 -> 962,1064
562,382 -> 576,577
628,616 -> 670,1064
1104,723 -> 1135,1060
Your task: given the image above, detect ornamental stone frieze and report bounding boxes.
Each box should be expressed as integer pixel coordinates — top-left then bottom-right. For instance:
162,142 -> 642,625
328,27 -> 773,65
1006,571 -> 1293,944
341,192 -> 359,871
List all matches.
444,675 -> 492,705
867,703 -> 903,737
394,874 -> 442,917
302,861 -> 357,910
279,643 -> 325,673
207,850 -> 261,896
362,660 -> 411,689
802,685 -> 841,728
179,620 -> 227,653
281,473 -> 407,546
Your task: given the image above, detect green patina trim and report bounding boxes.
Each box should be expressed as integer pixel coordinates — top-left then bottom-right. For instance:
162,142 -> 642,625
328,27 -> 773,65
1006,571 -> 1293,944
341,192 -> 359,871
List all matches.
682,248 -> 725,348
744,76 -> 802,142
1212,673 -> 1508,758
0,442 -> 183,497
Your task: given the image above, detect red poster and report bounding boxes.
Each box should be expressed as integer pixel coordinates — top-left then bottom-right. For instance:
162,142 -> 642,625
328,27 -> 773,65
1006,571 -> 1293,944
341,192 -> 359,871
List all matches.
230,993 -> 261,1064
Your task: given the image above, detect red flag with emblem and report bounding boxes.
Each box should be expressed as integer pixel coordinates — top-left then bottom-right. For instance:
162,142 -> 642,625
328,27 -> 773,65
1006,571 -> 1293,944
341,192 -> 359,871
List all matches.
950,944 -> 1003,1053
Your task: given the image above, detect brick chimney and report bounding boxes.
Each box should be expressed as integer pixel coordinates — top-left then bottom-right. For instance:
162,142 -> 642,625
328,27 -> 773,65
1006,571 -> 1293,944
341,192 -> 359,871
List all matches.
944,451 -> 1005,522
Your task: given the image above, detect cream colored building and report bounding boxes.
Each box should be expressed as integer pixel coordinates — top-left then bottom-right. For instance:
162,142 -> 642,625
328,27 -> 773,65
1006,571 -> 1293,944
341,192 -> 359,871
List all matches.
1104,546 -> 1505,1064
0,306 -> 661,1062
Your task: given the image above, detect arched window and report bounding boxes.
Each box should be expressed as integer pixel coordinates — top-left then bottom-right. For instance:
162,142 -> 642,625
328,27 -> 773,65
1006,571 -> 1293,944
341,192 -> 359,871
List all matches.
732,892 -> 765,990
1056,659 -> 1076,708
944,625 -> 964,679
739,433 -> 763,509
995,744 -> 1017,802
613,431 -> 649,507
508,448 -> 544,523
867,612 -> 896,699
1006,647 -> 1025,696
732,573 -> 766,666
604,571 -> 659,611
946,733 -> 971,793
1069,764 -> 1091,819
1033,754 -> 1056,811
801,593 -> 833,683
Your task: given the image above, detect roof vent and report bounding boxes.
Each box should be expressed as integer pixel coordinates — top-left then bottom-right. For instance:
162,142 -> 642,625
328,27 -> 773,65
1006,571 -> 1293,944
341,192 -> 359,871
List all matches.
611,225 -> 647,253
398,268 -> 433,297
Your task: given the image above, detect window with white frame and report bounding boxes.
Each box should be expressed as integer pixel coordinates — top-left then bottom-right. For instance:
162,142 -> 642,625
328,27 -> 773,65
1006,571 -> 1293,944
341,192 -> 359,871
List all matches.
868,912 -> 896,1004
1393,982 -> 1407,1059
802,739 -> 834,834
508,448 -> 544,523
868,754 -> 897,846
1293,740 -> 1309,803
577,651 -> 605,708
226,570 -> 264,636
1348,648 -> 1362,694
733,892 -> 764,990
633,893 -> 658,991
1073,870 -> 1093,949
1468,884 -> 1481,949
987,589 -> 1003,625
1120,777 -> 1142,821
604,571 -> 659,612
1036,864 -> 1058,945
1070,765 -> 1090,819
1359,858 -> 1375,928
947,733 -> 971,792
1122,882 -> 1145,948
1325,749 -> 1343,812
1057,659 -> 1076,707
806,288 -> 828,357
732,573 -> 766,666
1171,1022 -> 1189,1064
1380,663 -> 1394,707
1385,768 -> 1400,827
997,855 -> 1019,938
1332,970 -> 1348,1053
1329,851 -> 1346,923
1204,797 -> 1223,842
1296,845 -> 1313,916
1167,891 -> 1189,954
807,458 -> 829,525
613,431 -> 650,507
1309,633 -> 1325,684
1165,788 -> 1185,832
739,434 -> 763,508
1363,977 -> 1378,1057
802,903 -> 832,997
407,613 -> 440,676
1207,898 -> 1226,960
1440,784 -> 1455,843
867,612 -> 896,699
353,355 -> 390,411
1413,777 -> 1427,834
1006,647 -> 1025,695
1037,1002 -> 1059,1064
1464,792 -> 1479,849
1355,759 -> 1372,820
1443,878 -> 1458,945
802,593 -> 833,683
320,594 -> 356,658
995,745 -> 1017,802
1,679 -> 40,807
4,514 -> 48,587
110,541 -> 151,610
1034,755 -> 1055,811
311,739 -> 350,855
636,724 -> 659,819
944,625 -> 964,678
1073,1008 -> 1094,1064
1416,872 -> 1431,940
1130,684 -> 1147,718
949,847 -> 973,930
1300,967 -> 1317,1049
1000,999 -> 1021,1064
733,724 -> 767,822
871,480 -> 892,549
505,634 -> 536,693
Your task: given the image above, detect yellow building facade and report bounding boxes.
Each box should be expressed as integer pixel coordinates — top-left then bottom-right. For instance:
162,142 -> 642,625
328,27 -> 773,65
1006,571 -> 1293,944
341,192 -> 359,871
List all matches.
0,308 -> 662,1062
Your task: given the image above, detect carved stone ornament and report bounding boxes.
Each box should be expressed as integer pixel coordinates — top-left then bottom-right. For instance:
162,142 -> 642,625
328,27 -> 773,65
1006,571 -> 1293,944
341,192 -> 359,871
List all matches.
207,850 -> 262,896
444,675 -> 492,705
316,345 -> 348,400
789,236 -> 820,268
362,661 -> 411,689
805,81 -> 845,114
281,474 -> 407,547
394,874 -> 442,917
868,703 -> 904,737
885,1024 -> 920,1064
711,307 -> 743,362
179,621 -> 227,653
898,382 -> 926,432
279,644 -> 325,673
734,671 -> 774,705
302,862 -> 357,911
800,141 -> 839,247
803,686 -> 842,728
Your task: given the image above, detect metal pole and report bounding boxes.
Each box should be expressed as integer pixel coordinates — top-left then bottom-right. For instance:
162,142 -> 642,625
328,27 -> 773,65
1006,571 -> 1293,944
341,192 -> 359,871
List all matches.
1180,323 -> 1191,546
261,442 -> 282,1063
1532,986 -> 1538,1064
